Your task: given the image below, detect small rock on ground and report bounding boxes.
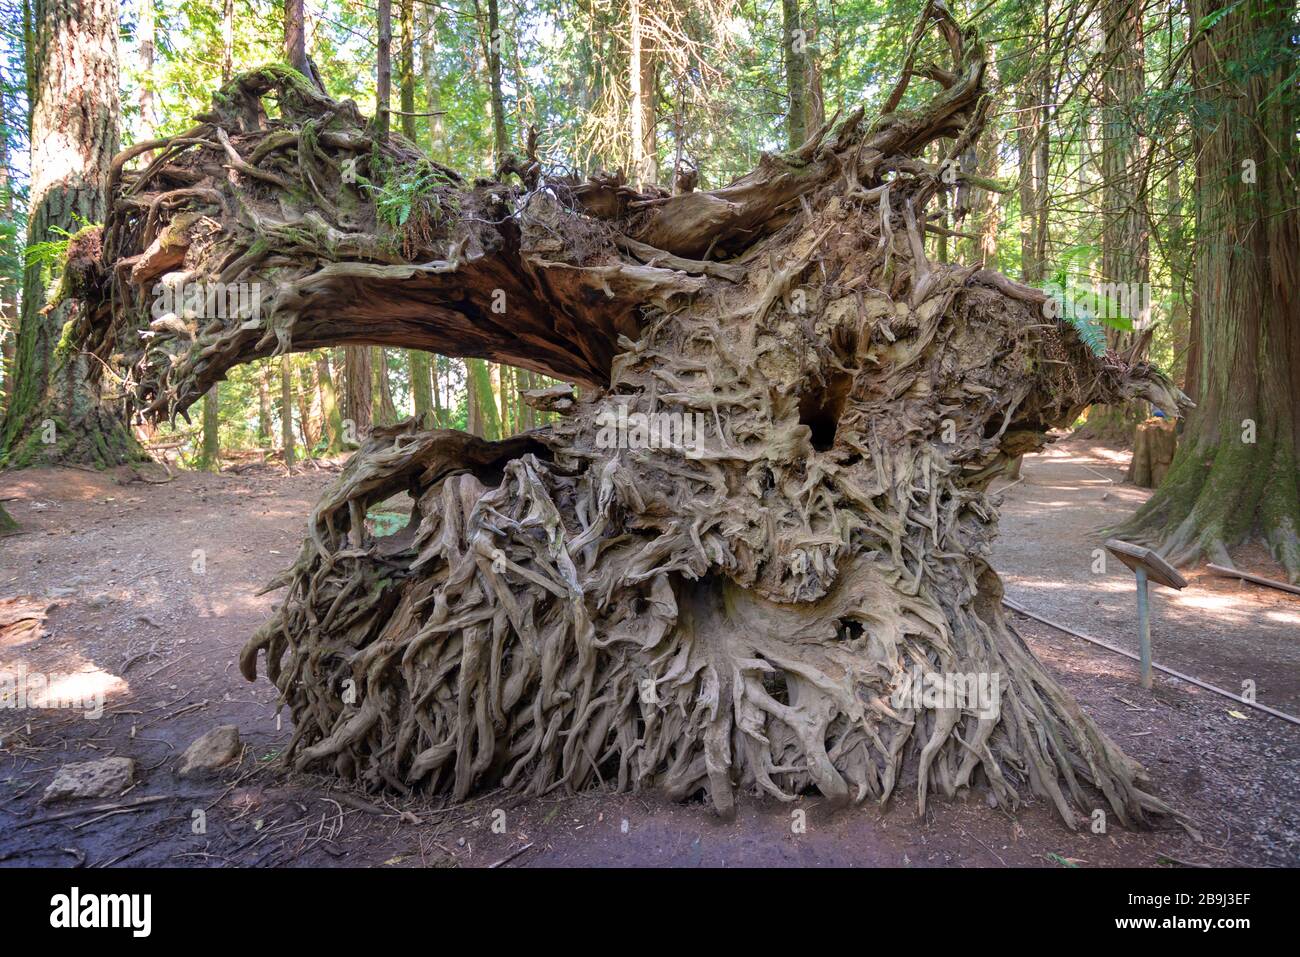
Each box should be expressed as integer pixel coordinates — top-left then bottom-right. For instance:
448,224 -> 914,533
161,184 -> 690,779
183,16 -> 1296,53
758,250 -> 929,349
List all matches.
178,724 -> 241,778
41,756 -> 136,803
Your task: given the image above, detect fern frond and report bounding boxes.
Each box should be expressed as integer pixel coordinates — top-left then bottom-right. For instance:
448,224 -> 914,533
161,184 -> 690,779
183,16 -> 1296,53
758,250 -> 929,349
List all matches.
1065,311 -> 1107,356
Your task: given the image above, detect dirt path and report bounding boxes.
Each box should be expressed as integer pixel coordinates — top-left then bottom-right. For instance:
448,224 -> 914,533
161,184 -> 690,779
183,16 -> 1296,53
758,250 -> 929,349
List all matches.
1,440 -> 1296,867
993,440 -> 1300,713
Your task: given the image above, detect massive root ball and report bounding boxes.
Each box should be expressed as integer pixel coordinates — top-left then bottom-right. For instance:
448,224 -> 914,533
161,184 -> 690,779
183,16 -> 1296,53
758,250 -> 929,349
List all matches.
237,220 -> 1179,825
77,4 -> 1186,825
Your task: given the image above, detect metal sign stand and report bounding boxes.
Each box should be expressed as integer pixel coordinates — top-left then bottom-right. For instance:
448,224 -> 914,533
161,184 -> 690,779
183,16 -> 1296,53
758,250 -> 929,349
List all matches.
1103,539 -> 1188,688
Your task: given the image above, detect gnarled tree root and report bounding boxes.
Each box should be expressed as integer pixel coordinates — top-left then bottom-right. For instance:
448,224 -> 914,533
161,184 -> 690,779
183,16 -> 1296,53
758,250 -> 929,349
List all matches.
242,416 -> 1173,828
76,2 -> 1191,829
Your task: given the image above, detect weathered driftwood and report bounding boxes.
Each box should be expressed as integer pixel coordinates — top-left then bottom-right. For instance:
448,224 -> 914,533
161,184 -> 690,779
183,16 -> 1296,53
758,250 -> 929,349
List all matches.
76,4 -> 1186,826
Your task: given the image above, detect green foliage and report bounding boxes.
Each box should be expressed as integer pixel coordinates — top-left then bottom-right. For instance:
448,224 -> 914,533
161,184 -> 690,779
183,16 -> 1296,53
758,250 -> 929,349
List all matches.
1196,1 -> 1245,31
23,224 -> 77,272
362,160 -> 454,230
1042,244 -> 1141,357
1063,312 -> 1108,357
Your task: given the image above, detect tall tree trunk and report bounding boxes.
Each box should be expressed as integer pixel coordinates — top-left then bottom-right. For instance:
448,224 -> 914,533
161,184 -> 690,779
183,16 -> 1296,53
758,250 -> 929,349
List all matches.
0,90 -> 17,417
629,0 -> 656,184
280,356 -> 295,468
186,0 -> 227,469
316,352 -> 342,450
1015,29 -> 1050,288
515,366 -> 535,429
782,0 -> 809,150
344,345 -> 372,443
0,0 -> 136,467
805,1 -> 826,132
466,357 -> 498,438
1165,155 -> 1189,389
473,1 -> 505,437
432,355 -> 444,426
399,0 -> 416,141
574,1 -> 603,172
398,0 -> 428,409
374,347 -> 398,425
410,352 -> 432,418
1032,67 -> 1049,279
222,0 -> 233,80
491,362 -> 507,435
201,382 -> 220,470
966,139 -> 1001,268
138,0 -> 155,133
1093,0 -> 1150,434
201,393 -> 220,464
297,358 -> 322,449
285,0 -> 308,76
1015,82 -> 1042,283
214,3 -> 233,454
466,359 -> 481,436
1116,0 -> 1300,581
257,363 -> 272,445
961,54 -> 1001,269
482,0 -> 509,163
420,3 -> 445,158
1009,49 -> 1042,484
377,0 -> 392,140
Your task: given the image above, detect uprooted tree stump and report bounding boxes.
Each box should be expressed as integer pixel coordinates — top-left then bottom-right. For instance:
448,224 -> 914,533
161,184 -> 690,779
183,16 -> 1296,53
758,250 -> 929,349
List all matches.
1127,417 -> 1179,489
73,4 -> 1189,827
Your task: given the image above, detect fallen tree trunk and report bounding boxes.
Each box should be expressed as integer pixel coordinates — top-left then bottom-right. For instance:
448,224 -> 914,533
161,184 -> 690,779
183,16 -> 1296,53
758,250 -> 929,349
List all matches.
75,4 -> 1187,826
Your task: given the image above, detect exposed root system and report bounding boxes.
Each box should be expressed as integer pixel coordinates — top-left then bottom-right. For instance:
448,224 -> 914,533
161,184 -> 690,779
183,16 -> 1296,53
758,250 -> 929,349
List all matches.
77,3 -> 1187,825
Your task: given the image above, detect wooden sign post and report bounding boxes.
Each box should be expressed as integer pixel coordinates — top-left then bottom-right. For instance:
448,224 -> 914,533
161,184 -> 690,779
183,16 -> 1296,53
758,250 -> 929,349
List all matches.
1104,539 -> 1188,688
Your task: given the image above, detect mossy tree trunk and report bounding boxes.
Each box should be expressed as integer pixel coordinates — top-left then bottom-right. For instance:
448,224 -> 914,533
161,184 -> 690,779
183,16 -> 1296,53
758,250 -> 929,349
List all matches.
467,358 -> 499,439
410,352 -> 433,418
1113,0 -> 1299,581
0,0 -> 137,469
200,385 -> 220,470
296,359 -> 323,449
280,356 -> 295,468
257,363 -> 273,446
317,353 -> 344,450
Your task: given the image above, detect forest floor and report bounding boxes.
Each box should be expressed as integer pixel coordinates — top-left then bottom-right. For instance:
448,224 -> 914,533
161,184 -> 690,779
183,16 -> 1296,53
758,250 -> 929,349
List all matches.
1,435 -> 1296,868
